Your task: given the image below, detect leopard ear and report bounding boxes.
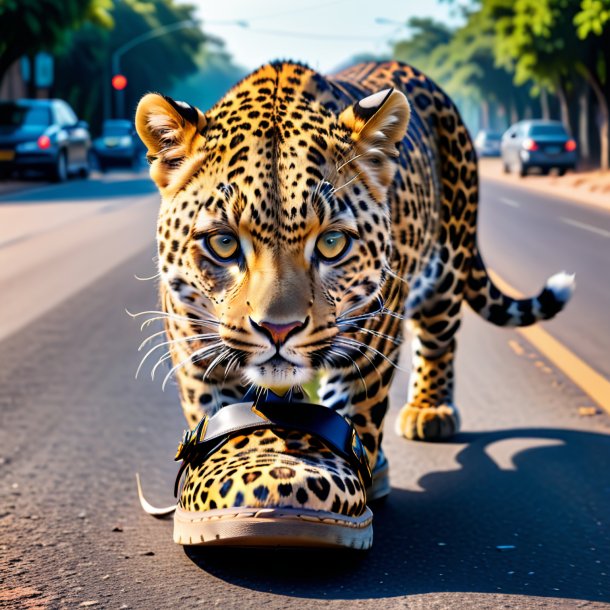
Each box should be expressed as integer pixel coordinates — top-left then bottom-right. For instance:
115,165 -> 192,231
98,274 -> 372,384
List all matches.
135,93 -> 207,196
339,88 -> 410,200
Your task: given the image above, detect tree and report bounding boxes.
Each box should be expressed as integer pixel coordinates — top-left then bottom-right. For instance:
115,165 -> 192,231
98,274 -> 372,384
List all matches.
574,0 -> 610,169
0,0 -> 113,87
491,0 -> 610,169
392,14 -> 536,133
53,0 -> 207,133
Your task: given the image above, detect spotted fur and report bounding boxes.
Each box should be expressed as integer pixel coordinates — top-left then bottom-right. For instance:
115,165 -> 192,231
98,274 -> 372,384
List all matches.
136,61 -> 573,511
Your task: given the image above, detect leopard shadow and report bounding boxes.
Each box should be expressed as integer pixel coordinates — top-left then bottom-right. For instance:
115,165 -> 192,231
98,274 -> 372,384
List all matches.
185,427 -> 610,602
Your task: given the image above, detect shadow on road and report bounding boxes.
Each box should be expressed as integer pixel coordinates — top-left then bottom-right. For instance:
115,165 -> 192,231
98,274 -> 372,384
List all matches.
185,427 -> 610,603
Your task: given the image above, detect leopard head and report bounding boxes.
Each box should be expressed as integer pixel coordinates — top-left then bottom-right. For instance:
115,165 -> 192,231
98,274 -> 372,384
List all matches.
135,63 -> 410,392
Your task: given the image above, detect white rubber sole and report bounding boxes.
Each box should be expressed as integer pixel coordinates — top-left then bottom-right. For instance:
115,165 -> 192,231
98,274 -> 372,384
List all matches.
174,505 -> 374,549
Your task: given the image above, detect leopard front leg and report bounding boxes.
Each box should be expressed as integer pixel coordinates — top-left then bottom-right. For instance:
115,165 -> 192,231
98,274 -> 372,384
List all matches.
395,326 -> 460,442
319,349 -> 399,473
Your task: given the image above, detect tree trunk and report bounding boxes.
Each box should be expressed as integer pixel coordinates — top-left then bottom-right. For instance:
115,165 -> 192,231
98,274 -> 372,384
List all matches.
480,99 -> 490,130
583,67 -> 609,171
556,84 -> 571,133
578,85 -> 590,161
540,89 -> 550,119
26,54 -> 37,98
510,99 -> 519,124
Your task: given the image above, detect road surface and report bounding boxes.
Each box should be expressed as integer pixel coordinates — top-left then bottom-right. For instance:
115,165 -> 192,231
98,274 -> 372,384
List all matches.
0,171 -> 608,609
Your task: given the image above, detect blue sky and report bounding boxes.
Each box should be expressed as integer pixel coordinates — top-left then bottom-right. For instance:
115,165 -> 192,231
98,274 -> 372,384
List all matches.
187,0 -> 464,73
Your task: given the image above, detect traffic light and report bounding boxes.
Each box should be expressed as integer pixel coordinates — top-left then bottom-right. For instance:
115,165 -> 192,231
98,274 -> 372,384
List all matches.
112,74 -> 128,91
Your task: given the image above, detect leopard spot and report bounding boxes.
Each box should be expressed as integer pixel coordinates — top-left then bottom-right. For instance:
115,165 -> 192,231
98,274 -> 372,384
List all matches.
242,471 -> 262,484
306,476 -> 331,501
269,467 -> 296,480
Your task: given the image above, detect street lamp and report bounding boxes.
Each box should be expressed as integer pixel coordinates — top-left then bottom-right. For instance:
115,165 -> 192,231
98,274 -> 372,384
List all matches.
108,19 -> 249,120
110,19 -> 199,119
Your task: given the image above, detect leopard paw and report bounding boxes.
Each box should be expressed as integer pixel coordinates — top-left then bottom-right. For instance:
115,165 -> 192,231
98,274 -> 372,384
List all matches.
394,403 -> 460,441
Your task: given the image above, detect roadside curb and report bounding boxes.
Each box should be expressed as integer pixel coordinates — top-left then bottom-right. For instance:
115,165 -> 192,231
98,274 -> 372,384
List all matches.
479,160 -> 610,214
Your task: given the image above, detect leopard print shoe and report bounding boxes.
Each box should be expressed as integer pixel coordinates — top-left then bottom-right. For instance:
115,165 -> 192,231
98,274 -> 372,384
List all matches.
170,400 -> 374,549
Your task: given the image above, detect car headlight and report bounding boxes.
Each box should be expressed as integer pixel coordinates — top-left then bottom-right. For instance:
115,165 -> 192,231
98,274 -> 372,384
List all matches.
119,136 -> 132,147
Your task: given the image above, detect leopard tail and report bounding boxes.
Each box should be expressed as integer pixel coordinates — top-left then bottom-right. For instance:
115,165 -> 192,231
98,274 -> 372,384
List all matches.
465,246 -> 575,327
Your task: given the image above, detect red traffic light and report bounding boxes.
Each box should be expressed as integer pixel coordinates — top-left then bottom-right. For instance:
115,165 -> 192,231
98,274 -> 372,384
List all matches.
112,74 -> 128,91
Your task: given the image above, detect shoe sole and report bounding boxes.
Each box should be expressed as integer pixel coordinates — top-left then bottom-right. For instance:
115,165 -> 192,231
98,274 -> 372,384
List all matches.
174,505 -> 373,549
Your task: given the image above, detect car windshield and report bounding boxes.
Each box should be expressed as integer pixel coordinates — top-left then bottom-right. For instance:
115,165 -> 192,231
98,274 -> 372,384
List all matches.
529,124 -> 566,137
0,104 -> 51,127
103,123 -> 131,136
485,133 -> 501,141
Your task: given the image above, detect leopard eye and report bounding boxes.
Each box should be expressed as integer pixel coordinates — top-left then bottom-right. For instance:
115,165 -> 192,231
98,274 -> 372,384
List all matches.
206,233 -> 240,261
315,229 -> 350,262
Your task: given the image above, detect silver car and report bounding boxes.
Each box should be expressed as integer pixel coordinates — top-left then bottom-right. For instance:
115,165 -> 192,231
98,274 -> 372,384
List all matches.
501,120 -> 577,176
474,130 -> 502,157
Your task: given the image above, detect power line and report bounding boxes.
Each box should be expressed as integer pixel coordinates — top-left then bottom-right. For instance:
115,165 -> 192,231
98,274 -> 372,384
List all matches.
236,27 -> 385,42
242,0 -> 351,23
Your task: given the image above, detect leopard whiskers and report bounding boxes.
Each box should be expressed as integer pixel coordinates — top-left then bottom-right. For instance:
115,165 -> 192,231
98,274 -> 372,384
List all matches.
150,339 -> 225,382
333,336 -> 406,372
335,151 -> 367,173
134,271 -> 161,281
382,264 -> 409,287
135,333 -> 219,379
331,171 -> 361,195
126,309 -> 220,332
332,339 -> 384,384
338,323 -> 402,346
160,342 -> 225,391
223,353 -> 242,383
327,347 -> 369,396
200,348 -> 233,386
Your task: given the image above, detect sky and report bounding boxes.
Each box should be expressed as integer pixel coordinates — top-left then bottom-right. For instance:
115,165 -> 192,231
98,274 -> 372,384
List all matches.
187,0 -> 464,74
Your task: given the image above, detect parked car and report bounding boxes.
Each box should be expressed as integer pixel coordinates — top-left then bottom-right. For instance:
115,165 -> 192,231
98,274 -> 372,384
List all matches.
0,99 -> 91,181
501,120 -> 577,176
474,130 -> 502,157
93,119 -> 143,171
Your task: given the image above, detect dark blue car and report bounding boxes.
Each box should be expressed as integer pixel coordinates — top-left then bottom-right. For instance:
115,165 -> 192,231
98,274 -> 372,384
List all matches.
501,120 -> 577,176
0,99 -> 91,181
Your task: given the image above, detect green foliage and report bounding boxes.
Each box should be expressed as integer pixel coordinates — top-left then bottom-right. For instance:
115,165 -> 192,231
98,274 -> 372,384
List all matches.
492,0 -> 582,92
0,0 -> 113,77
53,0 -> 211,133
575,0 -> 610,38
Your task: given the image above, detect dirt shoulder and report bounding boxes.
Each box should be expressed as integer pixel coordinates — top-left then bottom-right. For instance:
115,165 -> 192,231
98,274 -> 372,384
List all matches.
478,158 -> 610,213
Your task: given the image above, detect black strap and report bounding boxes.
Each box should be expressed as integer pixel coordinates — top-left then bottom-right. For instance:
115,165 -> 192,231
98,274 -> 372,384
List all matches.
174,401 -> 372,497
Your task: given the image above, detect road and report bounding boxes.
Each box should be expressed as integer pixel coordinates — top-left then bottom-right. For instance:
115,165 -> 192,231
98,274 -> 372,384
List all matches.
0,171 -> 608,609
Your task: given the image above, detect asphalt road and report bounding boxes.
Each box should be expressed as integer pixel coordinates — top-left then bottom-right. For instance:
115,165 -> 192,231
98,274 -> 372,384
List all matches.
0,171 -> 608,609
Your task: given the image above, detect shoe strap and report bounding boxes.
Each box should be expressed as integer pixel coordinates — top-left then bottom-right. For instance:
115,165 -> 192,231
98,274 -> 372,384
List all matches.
174,401 -> 372,497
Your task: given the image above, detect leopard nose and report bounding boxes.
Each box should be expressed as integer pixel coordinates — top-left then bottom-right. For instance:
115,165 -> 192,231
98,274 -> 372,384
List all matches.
250,317 -> 308,345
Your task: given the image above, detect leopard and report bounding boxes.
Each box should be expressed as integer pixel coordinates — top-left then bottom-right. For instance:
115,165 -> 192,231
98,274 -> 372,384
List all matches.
135,60 -> 573,516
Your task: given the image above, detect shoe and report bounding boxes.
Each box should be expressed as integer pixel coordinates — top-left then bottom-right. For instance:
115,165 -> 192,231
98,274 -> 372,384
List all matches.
171,399 -> 374,549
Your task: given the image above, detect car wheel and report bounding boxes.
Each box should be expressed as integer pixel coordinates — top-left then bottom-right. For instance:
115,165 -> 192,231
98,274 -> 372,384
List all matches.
79,159 -> 90,179
558,168 -> 567,176
51,151 -> 68,182
541,167 -> 550,176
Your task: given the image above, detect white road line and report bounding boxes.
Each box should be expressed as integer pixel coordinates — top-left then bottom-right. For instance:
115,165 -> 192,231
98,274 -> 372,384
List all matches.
499,197 -> 521,208
560,216 -> 610,238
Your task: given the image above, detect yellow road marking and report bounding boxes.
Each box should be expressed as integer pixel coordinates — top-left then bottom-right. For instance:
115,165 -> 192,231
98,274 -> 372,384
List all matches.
489,269 -> 610,415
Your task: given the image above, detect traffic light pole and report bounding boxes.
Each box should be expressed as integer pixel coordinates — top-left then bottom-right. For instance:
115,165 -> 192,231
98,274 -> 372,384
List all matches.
110,20 -> 198,120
